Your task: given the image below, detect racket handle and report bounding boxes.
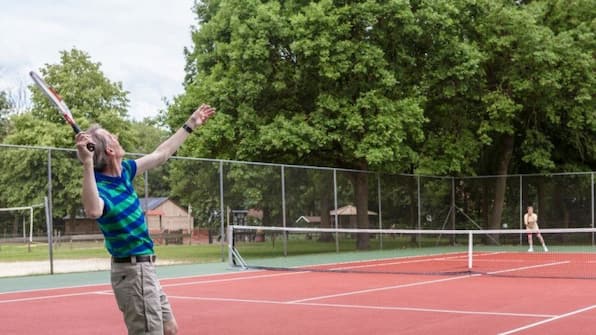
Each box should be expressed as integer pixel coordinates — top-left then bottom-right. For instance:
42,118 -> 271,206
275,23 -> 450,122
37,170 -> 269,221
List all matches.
71,124 -> 95,151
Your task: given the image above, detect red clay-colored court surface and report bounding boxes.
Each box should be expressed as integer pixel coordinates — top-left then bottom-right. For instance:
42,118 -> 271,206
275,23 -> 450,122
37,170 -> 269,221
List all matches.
1,260 -> 595,334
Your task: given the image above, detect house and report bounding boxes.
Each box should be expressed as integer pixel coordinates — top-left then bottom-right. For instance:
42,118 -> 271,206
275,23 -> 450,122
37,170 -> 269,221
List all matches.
294,205 -> 378,228
140,197 -> 193,234
295,216 -> 321,225
63,215 -> 98,235
63,197 -> 193,235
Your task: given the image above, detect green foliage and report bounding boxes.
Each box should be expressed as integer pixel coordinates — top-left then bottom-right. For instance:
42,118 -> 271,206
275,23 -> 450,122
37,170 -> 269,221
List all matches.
0,48 -> 133,216
416,0 -> 595,175
29,48 -> 133,150
171,0 -> 427,172
178,0 -> 594,176
2,1 -> 589,235
163,0 -> 595,236
0,91 -> 13,140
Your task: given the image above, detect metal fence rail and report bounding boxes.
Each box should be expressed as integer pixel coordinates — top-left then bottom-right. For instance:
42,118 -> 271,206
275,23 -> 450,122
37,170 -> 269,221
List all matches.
0,144 -> 594,275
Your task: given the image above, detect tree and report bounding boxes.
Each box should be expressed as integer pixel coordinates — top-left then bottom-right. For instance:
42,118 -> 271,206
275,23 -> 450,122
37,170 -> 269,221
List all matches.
30,48 -> 132,148
473,1 -> 595,229
410,0 -> 594,230
170,0 -> 426,249
169,0 -> 594,243
0,91 -> 13,141
0,48 -> 132,223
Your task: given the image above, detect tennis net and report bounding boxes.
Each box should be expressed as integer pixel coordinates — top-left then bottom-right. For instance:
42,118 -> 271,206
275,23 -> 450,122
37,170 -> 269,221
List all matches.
228,225 -> 596,280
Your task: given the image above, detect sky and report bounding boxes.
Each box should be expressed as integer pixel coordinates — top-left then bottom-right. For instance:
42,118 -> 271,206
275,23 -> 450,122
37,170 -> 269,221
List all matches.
0,0 -> 196,120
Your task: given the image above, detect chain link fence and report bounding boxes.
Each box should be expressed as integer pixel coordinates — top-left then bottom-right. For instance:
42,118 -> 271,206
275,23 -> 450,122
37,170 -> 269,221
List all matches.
0,144 -> 594,275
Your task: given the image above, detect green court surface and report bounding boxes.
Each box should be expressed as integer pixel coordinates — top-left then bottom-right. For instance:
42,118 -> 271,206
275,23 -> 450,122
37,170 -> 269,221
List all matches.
0,261 -> 232,293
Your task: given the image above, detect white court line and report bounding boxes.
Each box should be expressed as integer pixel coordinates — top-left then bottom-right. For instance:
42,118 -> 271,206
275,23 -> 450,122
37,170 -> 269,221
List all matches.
330,253 -> 469,271
487,261 -> 570,275
0,291 -> 103,304
302,251 -> 467,271
161,271 -> 308,288
288,274 -> 479,303
0,271 -> 306,304
0,268 -> 256,296
0,282 -> 112,296
75,272 -> 307,293
167,294 -> 555,319
498,305 -> 596,335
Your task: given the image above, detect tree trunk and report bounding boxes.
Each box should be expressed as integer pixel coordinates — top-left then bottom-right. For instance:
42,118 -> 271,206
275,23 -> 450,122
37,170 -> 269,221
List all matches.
318,178 -> 334,242
12,215 -> 18,237
354,171 -> 370,250
537,178 -> 546,225
482,179 -> 490,229
408,176 -> 418,244
489,134 -> 514,237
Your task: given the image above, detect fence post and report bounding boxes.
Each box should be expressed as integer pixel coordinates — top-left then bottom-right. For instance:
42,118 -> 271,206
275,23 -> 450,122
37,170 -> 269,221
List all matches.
519,175 -> 523,246
143,170 -> 149,212
44,196 -> 54,275
417,176 -> 421,246
47,149 -> 54,275
377,173 -> 383,250
591,172 -> 594,246
219,161 -> 225,262
451,177 -> 455,231
281,165 -> 287,257
333,169 -> 338,252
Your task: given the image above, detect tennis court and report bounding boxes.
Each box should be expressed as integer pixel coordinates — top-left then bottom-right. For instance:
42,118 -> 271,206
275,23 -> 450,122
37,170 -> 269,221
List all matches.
2,245 -> 595,334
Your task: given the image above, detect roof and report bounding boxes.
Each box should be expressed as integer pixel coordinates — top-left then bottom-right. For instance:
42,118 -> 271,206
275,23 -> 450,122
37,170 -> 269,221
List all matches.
295,216 -> 321,224
329,205 -> 377,216
139,197 -> 169,211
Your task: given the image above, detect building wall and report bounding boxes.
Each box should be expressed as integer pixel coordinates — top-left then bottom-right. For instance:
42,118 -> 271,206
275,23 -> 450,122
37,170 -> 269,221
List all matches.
64,218 -> 100,234
147,200 -> 193,233
65,199 -> 192,235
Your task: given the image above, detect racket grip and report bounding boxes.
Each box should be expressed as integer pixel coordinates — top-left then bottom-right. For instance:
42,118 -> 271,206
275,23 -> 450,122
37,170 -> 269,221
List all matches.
70,124 -> 94,151
71,124 -> 81,134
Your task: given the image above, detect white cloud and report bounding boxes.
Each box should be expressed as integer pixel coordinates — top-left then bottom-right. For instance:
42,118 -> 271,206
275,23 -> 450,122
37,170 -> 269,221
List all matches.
0,0 -> 195,120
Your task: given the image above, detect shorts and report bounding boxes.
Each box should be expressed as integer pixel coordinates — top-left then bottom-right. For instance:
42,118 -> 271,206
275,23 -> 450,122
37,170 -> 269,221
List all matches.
111,260 -> 174,335
526,223 -> 540,233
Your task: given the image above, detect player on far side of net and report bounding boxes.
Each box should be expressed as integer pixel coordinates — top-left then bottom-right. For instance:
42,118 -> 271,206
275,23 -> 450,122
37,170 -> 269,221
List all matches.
524,205 -> 548,252
75,104 -> 215,335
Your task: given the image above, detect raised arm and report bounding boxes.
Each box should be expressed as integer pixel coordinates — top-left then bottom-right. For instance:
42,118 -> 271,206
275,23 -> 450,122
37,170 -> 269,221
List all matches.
523,213 -> 528,226
135,104 -> 215,175
76,132 -> 104,218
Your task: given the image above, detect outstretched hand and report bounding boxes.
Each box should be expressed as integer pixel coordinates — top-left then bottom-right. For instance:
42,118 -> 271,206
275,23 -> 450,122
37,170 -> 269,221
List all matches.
189,104 -> 216,128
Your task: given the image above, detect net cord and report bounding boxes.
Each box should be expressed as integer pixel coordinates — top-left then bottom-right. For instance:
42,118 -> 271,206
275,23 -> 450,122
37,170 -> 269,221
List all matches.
230,225 -> 596,236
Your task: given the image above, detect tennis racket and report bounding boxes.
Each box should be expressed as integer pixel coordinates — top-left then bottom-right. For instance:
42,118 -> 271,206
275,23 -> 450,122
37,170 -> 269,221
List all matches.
29,71 -> 95,151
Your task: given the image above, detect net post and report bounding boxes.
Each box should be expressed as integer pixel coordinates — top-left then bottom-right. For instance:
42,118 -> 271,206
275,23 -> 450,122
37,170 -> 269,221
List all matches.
227,225 -> 248,270
227,224 -> 233,267
468,231 -> 473,271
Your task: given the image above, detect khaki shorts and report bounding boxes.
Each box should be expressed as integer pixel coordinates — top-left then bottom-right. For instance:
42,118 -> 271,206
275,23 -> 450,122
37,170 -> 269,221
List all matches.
111,260 -> 174,335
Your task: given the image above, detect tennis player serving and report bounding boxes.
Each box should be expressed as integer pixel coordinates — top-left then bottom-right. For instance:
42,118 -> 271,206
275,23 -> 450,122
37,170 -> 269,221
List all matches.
524,205 -> 548,252
76,104 -> 215,335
